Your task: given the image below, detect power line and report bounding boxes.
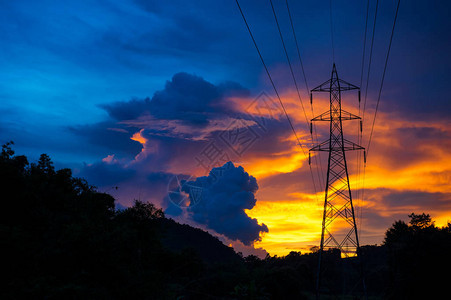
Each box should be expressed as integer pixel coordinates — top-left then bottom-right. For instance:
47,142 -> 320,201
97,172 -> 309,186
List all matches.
285,0 -> 309,93
358,0 -> 379,228
359,0 -> 401,242
287,0 -> 327,190
357,0 -> 370,242
285,0 -> 326,189
235,1 -> 306,155
359,0 -> 370,92
269,0 -> 310,127
271,0 -> 325,192
361,0 -> 379,127
235,0 -> 320,199
367,0 -> 401,157
235,0 -> 303,148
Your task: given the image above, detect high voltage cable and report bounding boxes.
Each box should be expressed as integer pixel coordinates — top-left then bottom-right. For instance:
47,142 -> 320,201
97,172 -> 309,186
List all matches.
270,0 -> 325,191
359,0 -> 370,93
361,0 -> 379,127
235,1 -> 305,155
285,0 -> 309,92
284,0 -> 326,189
357,0 -> 370,242
360,0 -> 401,240
269,0 -> 309,127
367,0 -> 400,157
235,0 -> 320,199
358,0 -> 379,233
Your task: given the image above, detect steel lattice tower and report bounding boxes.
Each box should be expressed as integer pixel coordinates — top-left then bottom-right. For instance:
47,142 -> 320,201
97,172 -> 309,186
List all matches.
310,64 -> 366,298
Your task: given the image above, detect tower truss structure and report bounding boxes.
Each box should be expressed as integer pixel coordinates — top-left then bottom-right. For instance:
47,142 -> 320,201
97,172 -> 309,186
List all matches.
310,64 -> 366,298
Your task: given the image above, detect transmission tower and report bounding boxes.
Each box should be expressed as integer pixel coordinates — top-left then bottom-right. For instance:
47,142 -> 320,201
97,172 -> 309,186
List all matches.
309,64 -> 366,298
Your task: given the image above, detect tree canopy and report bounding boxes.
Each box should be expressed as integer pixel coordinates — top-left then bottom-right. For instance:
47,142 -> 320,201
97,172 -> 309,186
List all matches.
2,142 -> 450,299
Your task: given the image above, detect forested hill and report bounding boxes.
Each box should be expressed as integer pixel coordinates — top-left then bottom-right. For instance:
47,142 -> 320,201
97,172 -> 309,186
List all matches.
1,142 -> 242,299
2,142 -> 451,299
155,217 -> 241,264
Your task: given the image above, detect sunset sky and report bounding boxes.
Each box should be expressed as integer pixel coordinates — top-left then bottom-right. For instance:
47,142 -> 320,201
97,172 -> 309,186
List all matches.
1,0 -> 450,257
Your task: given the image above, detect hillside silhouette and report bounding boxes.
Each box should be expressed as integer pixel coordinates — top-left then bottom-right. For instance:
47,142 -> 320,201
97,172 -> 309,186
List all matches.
2,142 -> 450,299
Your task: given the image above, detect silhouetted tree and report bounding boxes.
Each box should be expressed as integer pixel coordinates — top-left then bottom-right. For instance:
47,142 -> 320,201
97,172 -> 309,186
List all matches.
384,213 -> 451,299
408,212 -> 433,229
119,199 -> 165,222
3,142 -> 451,299
0,143 -> 243,299
36,153 -> 55,174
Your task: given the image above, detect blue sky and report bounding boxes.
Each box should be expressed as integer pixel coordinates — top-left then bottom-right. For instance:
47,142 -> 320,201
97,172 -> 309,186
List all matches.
1,0 -> 449,162
1,0 -> 450,255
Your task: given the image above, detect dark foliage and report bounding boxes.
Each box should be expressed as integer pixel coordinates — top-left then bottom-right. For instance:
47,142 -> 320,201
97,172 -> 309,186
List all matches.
0,142 -> 242,299
2,142 -> 450,299
384,213 -> 451,299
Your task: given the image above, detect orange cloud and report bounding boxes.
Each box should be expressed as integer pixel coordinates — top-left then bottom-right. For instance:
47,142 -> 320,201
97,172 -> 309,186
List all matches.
146,87 -> 450,257
227,88 -> 451,256
131,128 -> 147,145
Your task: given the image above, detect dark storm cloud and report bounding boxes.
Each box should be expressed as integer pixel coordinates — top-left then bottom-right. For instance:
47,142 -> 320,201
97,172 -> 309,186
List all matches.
68,72 -> 251,165
78,160 -> 136,188
396,126 -> 451,144
168,162 -> 268,245
101,72 -> 248,126
99,99 -> 151,123
68,121 -> 142,159
77,158 -> 180,207
165,201 -> 184,217
381,190 -> 451,210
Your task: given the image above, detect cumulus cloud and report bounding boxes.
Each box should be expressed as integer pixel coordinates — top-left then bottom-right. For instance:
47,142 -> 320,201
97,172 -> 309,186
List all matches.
69,71 -> 296,178
166,161 -> 269,245
78,156 -> 178,207
78,159 -> 136,188
100,72 -> 248,126
68,121 -> 142,160
69,72 -> 258,165
69,72 -> 302,253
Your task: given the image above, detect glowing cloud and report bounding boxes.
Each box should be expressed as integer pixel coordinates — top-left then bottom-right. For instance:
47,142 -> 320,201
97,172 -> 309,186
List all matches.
130,129 -> 147,145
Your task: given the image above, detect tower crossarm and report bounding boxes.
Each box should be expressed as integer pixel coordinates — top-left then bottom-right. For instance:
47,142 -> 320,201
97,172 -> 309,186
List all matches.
311,78 -> 359,92
309,138 -> 364,152
311,109 -> 361,122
